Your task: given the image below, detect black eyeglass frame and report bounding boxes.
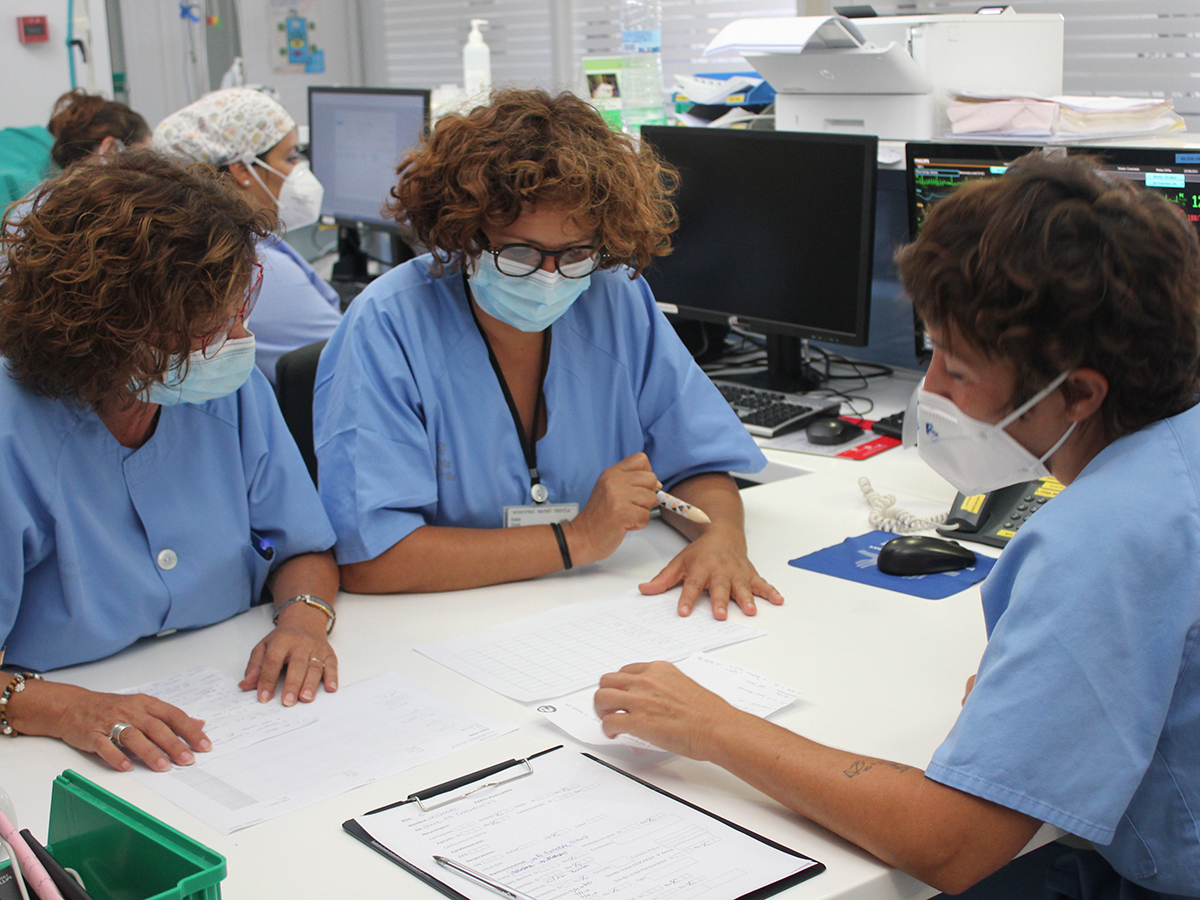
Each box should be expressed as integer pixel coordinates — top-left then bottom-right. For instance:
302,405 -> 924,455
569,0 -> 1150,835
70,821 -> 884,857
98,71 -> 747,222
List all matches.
482,242 -> 606,279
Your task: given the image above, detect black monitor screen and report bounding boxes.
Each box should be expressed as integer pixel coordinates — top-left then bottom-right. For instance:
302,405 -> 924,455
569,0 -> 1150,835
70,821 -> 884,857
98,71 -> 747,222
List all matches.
308,87 -> 430,229
640,127 -> 877,347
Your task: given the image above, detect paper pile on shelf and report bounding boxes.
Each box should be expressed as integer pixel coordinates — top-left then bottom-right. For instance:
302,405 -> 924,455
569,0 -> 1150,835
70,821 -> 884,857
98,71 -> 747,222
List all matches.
674,74 -> 762,105
947,92 -> 1185,141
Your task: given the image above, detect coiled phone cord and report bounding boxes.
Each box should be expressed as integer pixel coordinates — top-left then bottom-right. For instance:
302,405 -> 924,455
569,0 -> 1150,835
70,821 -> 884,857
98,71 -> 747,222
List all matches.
859,477 -> 951,534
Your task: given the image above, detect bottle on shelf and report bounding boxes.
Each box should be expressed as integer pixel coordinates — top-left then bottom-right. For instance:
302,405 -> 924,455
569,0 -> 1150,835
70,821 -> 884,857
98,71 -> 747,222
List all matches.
620,0 -> 667,134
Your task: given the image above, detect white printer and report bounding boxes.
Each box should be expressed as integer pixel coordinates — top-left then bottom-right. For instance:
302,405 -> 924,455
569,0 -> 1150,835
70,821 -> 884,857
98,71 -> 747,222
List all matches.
706,9 -> 1064,140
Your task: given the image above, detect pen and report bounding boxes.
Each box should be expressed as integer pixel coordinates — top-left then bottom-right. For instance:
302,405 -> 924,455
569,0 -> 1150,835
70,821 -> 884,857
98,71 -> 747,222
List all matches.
656,489 -> 711,524
433,855 -> 540,900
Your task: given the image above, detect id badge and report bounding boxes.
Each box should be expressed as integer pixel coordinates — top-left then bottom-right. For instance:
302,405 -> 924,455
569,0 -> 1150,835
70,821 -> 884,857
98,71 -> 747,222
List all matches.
504,503 -> 579,528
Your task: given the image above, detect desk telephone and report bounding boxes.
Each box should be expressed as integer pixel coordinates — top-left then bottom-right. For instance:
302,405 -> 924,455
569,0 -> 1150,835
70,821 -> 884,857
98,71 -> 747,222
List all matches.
936,476 -> 1065,549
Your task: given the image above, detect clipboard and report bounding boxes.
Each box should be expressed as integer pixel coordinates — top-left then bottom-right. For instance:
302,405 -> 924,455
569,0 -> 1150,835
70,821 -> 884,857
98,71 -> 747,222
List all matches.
343,746 -> 824,900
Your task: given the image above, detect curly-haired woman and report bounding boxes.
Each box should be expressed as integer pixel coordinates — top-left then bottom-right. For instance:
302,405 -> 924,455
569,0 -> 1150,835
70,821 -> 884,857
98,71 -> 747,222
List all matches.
314,90 -> 779,619
0,150 -> 340,773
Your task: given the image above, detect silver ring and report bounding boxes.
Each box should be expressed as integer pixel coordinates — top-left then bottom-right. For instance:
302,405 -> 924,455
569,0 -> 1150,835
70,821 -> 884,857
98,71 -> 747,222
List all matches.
109,722 -> 133,748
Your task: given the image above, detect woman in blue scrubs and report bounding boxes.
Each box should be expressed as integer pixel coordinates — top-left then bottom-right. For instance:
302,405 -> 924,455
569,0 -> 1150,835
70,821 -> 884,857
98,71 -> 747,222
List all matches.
315,89 -> 779,619
595,154 -> 1200,898
155,88 -> 342,385
0,151 -> 340,773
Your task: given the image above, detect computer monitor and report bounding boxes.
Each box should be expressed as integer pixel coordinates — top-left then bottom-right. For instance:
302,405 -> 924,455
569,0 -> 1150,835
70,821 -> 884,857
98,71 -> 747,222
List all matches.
640,126 -> 877,393
307,87 -> 430,230
906,142 -> 1200,363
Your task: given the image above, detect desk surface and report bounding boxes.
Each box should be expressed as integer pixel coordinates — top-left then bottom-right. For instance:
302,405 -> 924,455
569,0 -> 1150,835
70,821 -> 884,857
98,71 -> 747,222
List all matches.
3,373 -> 1048,900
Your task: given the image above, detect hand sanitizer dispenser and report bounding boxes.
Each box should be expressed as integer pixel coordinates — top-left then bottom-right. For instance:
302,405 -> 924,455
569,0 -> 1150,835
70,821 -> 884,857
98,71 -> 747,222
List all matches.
463,19 -> 491,98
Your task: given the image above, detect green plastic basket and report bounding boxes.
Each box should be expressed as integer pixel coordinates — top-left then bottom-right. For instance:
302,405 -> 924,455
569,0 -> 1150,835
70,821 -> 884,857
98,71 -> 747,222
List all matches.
1,770 -> 225,900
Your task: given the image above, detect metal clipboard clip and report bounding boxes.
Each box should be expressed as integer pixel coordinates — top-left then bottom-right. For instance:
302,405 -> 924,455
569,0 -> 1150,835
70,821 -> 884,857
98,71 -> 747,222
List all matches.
412,757 -> 535,811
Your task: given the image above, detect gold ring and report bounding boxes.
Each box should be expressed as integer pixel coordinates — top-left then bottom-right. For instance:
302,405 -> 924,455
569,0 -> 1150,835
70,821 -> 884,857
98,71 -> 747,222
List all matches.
309,657 -> 325,667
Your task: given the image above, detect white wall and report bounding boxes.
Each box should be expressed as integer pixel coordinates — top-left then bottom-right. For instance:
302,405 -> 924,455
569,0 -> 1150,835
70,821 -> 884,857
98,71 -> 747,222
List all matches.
1,0 -> 114,129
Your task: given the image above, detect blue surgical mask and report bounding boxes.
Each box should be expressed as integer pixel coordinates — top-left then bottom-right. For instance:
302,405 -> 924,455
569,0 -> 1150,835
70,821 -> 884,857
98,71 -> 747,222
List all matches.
468,252 -> 590,332
143,334 -> 257,406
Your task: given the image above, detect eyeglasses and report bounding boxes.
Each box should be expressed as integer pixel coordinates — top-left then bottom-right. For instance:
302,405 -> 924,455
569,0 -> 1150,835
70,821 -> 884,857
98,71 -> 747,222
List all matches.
484,242 -> 603,279
200,262 -> 263,358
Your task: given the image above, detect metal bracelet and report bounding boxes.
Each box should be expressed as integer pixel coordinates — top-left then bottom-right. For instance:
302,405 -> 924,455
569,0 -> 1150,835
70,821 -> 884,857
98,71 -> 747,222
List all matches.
272,594 -> 336,635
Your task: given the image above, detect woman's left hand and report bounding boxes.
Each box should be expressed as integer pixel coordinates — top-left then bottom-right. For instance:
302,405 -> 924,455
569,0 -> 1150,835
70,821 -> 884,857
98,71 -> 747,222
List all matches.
639,524 -> 784,620
239,602 -> 338,706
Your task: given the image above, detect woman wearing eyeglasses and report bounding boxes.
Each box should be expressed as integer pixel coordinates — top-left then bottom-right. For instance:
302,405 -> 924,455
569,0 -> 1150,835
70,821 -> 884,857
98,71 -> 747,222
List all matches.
314,90 -> 780,619
0,151 -> 339,772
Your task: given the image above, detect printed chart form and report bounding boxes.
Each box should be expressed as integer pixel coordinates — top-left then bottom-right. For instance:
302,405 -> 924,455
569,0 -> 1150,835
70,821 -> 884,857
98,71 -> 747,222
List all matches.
128,669 -> 515,833
416,590 -> 765,702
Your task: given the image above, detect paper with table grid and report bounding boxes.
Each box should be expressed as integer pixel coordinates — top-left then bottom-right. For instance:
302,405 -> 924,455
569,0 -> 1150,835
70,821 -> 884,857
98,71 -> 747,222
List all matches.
415,590 -> 765,702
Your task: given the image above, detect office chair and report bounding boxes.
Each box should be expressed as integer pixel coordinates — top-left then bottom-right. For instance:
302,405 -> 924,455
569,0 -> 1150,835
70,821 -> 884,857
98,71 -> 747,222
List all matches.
274,339 -> 327,486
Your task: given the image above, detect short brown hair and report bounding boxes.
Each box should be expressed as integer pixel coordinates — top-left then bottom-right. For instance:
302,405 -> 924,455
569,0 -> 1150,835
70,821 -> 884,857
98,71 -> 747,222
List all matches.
897,153 -> 1200,440
47,89 -> 151,169
0,149 -> 271,412
388,89 -> 678,276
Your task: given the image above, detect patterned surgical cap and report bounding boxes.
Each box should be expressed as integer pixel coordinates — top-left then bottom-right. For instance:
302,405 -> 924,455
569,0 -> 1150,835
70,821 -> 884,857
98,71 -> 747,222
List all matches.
153,88 -> 295,167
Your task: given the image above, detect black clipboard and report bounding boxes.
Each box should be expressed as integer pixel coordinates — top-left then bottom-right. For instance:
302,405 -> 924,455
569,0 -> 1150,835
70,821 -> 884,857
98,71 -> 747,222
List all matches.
342,745 -> 824,900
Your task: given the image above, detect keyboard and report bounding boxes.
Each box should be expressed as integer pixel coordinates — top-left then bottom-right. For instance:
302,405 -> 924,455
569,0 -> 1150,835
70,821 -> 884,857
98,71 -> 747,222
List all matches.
713,381 -> 840,438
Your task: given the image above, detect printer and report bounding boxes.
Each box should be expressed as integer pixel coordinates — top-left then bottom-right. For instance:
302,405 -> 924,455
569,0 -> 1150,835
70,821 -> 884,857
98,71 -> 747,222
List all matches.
706,9 -> 1064,141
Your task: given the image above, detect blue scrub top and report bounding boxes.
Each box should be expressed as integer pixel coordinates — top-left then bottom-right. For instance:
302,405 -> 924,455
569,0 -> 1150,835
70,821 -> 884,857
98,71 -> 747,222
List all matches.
253,235 -> 342,385
926,404 -> 1200,896
0,364 -> 337,672
313,256 -> 766,565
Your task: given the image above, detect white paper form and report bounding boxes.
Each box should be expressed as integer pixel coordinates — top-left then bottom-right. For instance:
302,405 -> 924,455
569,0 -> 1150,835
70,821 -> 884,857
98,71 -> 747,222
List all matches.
416,590 -> 765,702
129,670 -> 516,833
122,666 -> 318,754
353,748 -> 819,900
535,652 -> 803,750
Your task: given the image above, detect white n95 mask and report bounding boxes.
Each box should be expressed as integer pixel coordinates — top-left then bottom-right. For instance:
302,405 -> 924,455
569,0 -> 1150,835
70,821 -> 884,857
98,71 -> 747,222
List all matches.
916,370 -> 1077,496
247,158 -> 325,233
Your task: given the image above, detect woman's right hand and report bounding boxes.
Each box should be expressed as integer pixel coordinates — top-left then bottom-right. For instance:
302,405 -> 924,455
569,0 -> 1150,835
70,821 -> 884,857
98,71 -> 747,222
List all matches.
6,679 -> 210,772
564,453 -> 661,566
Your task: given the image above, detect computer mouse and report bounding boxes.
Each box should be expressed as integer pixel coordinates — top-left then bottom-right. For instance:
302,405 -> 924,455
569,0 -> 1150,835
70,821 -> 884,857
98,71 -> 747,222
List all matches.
805,417 -> 864,446
877,536 -> 977,576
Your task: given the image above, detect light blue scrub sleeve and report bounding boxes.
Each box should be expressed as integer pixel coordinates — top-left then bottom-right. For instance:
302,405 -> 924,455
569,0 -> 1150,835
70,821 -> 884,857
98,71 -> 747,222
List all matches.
253,238 -> 342,386
627,279 -> 767,486
239,367 -> 337,566
0,422 -> 54,651
314,296 -> 439,565
926,431 -> 1200,845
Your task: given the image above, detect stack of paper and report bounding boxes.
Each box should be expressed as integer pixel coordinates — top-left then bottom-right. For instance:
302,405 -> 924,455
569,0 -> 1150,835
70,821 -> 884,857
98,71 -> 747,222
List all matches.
947,92 -> 1185,141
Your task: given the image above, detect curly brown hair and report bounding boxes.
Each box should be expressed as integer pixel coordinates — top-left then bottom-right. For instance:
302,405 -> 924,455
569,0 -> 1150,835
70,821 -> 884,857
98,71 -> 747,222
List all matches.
0,149 -> 272,412
897,152 -> 1200,440
388,89 -> 678,277
47,89 -> 151,169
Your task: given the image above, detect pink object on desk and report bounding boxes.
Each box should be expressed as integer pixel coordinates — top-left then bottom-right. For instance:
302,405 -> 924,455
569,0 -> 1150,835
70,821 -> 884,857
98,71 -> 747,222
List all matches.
0,810 -> 65,900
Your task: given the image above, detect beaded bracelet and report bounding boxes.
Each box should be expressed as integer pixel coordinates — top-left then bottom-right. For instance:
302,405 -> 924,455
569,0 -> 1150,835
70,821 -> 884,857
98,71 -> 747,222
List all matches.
0,671 -> 43,737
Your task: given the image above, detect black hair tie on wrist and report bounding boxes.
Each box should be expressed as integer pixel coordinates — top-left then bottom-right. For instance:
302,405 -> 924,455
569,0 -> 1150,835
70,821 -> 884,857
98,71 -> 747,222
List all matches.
550,521 -> 573,571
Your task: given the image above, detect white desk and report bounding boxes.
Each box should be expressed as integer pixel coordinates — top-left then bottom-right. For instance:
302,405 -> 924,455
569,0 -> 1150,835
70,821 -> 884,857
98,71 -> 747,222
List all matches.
3,373 -> 1053,899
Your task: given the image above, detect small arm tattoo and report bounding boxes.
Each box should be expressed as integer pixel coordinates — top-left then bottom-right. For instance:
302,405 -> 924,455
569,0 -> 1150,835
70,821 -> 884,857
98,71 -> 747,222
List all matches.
844,758 -> 913,779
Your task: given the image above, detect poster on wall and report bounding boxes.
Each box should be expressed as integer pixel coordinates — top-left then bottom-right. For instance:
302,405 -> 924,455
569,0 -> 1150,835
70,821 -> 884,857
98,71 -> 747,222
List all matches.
270,0 -> 325,74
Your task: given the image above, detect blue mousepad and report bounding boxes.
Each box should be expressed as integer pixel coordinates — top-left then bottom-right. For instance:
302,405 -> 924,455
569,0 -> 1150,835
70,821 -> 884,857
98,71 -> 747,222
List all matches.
788,530 -> 997,600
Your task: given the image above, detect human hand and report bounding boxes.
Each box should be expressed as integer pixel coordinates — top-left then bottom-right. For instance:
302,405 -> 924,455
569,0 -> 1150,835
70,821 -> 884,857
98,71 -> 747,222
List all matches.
21,681 -> 211,773
564,453 -> 661,566
239,601 -> 338,706
594,661 -> 742,760
639,526 -> 784,619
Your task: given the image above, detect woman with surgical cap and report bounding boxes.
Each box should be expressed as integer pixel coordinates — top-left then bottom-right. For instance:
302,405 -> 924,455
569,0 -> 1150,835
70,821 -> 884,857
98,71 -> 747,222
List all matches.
155,88 -> 342,385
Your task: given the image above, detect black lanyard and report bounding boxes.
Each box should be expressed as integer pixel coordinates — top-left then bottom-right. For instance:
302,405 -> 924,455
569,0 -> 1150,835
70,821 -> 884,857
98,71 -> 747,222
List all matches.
465,274 -> 553,504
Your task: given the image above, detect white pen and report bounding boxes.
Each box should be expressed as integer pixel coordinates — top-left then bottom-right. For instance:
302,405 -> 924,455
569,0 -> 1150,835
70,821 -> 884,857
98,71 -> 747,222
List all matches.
656,489 -> 711,524
433,855 -> 540,900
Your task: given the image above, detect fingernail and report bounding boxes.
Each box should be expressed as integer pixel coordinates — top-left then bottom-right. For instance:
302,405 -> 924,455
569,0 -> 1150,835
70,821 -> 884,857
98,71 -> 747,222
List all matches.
121,761 -> 133,772
328,680 -> 338,691
679,605 -> 690,616
155,759 -> 170,772
301,689 -> 313,702
284,693 -> 296,707
259,690 -> 270,703
180,751 -> 195,765
198,739 -> 213,752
